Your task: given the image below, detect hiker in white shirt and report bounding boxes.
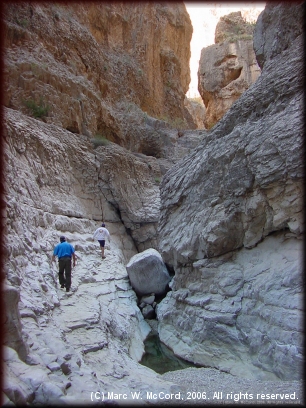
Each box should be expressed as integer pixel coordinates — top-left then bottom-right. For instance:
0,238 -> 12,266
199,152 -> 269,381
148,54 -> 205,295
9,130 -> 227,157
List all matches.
93,223 -> 110,259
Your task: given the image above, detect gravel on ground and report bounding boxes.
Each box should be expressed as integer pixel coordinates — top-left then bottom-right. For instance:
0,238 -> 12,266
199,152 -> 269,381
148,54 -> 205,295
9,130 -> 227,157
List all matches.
157,367 -> 304,405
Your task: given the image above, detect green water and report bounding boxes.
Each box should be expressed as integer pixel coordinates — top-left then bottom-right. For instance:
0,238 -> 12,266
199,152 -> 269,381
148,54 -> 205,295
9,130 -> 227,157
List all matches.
140,334 -> 195,374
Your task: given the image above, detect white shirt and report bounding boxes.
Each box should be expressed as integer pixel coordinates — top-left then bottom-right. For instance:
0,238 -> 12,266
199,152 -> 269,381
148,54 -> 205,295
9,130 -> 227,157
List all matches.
93,227 -> 110,241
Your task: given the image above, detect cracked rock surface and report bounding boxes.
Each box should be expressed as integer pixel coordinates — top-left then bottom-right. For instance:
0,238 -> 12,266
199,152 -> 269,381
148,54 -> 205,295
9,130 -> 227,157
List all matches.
157,3 -> 304,381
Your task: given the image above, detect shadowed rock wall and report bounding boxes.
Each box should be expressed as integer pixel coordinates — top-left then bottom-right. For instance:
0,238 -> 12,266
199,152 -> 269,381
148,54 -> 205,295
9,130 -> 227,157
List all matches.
253,2 -> 305,69
157,3 -> 304,380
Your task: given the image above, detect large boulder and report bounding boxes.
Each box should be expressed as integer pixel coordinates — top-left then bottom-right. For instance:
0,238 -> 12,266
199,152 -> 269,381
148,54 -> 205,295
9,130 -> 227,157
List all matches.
126,248 -> 171,296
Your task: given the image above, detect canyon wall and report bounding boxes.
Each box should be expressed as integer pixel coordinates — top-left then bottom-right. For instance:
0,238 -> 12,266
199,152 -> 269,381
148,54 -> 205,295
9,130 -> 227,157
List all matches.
2,2 -> 304,405
198,11 -> 261,129
157,3 -> 304,380
3,2 -> 202,252
4,2 -> 195,148
2,3 -> 198,405
3,108 -> 186,404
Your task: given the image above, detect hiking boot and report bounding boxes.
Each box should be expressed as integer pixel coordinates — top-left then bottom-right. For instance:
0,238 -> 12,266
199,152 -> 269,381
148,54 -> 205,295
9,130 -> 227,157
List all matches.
61,285 -> 65,288
102,256 -> 106,259
66,288 -> 70,292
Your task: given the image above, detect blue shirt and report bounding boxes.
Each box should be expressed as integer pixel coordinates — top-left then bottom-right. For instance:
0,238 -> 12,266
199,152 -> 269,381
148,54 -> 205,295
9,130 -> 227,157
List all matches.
53,242 -> 75,259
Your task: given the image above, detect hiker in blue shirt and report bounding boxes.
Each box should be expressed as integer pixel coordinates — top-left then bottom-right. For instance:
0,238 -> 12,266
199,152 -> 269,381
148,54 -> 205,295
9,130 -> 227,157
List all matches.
52,236 -> 76,292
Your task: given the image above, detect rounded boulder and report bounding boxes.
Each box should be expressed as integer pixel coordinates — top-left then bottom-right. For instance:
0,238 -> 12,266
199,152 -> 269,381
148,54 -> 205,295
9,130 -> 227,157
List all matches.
126,248 -> 171,296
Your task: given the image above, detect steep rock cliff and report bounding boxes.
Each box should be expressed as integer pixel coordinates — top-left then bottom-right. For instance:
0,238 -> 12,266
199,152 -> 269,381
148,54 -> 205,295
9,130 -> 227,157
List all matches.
157,3 -> 304,380
198,11 -> 261,129
3,108 -> 183,404
253,2 -> 305,69
214,11 -> 254,44
4,2 -> 195,146
3,2 -> 203,251
184,97 -> 206,129
2,2 -> 304,404
2,3 -> 202,404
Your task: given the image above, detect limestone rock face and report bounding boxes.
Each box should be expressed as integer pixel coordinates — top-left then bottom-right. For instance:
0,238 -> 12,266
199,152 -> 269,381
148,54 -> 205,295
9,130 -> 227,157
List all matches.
3,108 -> 181,405
253,3 -> 305,69
184,97 -> 206,129
3,1 -> 203,251
126,248 -> 171,296
214,11 -> 254,44
3,1 -> 203,252
94,143 -> 161,252
91,124 -> 204,251
3,2 -> 194,142
157,233 -> 304,380
3,284 -> 29,362
198,13 -> 261,129
158,3 -> 304,380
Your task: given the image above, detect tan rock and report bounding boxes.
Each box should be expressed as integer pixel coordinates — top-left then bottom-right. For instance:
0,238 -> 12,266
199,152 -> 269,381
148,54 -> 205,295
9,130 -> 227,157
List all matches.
3,2 -> 195,143
198,13 -> 261,129
215,11 -> 255,44
184,97 -> 206,129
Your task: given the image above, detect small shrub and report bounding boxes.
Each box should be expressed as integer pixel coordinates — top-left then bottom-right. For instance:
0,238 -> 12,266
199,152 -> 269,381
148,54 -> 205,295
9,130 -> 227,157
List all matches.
221,16 -> 256,44
23,98 -> 50,118
142,111 -> 149,123
206,120 -> 217,130
30,63 -> 38,73
226,34 -> 253,43
188,97 -> 204,106
171,117 -> 187,129
155,177 -> 161,184
15,18 -> 29,28
243,17 -> 257,28
126,102 -> 140,113
91,134 -> 110,148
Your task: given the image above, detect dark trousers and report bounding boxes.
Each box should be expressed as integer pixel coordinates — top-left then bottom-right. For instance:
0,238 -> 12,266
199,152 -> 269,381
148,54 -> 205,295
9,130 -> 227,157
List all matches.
58,257 -> 72,289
